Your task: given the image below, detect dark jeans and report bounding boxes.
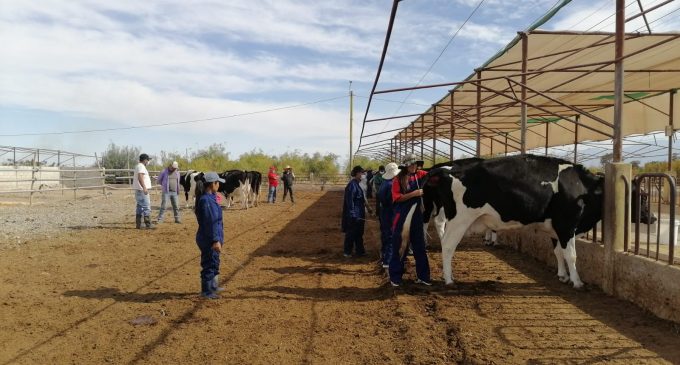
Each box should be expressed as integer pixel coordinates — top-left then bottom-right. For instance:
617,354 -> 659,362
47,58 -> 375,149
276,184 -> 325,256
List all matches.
197,241 -> 220,295
343,218 -> 365,256
283,185 -> 294,202
379,212 -> 393,266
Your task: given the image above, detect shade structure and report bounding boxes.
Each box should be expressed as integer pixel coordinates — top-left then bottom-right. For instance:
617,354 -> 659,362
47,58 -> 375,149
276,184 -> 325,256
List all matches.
384,30 -> 680,157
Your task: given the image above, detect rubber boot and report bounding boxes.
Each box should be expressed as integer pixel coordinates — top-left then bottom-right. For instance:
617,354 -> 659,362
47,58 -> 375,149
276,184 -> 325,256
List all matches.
144,215 -> 155,229
201,280 -> 218,299
212,275 -> 225,293
135,215 -> 142,229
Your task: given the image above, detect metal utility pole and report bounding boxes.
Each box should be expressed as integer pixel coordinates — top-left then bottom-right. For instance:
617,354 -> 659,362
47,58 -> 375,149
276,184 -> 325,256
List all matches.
349,81 -> 354,170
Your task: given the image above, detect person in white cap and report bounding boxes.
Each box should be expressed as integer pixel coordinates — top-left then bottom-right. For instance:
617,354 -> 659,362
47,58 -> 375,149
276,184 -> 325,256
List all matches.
157,161 -> 181,223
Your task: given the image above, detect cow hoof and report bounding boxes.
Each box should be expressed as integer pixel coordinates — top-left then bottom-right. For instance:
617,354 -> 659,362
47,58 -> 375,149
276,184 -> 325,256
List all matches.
558,275 -> 569,283
572,281 -> 584,290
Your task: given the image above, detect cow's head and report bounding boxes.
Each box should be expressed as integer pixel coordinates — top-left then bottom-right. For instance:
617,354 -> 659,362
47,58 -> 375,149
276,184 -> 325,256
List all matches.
576,171 -> 604,234
423,167 -> 457,221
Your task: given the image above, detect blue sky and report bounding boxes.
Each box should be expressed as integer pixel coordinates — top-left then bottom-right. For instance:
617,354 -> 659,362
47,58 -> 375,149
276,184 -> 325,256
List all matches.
1,0 -> 678,166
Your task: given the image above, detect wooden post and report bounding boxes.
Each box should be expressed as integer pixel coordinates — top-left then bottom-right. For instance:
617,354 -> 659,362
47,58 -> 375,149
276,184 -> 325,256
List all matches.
420,117 -> 425,161
95,152 -> 107,199
73,156 -> 77,201
545,122 -> 550,156
29,153 -> 36,206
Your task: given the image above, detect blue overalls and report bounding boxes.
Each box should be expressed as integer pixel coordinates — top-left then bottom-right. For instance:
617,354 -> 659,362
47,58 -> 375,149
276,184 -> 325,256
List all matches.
377,178 -> 394,266
389,171 -> 431,284
341,178 -> 366,256
195,193 -> 223,295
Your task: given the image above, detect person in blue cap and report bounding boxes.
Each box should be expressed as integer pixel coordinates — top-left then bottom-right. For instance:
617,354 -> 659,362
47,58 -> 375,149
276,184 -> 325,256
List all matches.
341,165 -> 367,258
194,171 -> 225,299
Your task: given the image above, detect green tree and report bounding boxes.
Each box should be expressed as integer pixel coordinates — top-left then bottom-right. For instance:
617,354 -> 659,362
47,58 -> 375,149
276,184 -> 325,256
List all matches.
101,143 -> 141,170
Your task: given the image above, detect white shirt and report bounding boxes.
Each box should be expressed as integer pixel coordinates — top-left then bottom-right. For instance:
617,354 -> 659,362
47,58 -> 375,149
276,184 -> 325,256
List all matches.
133,162 -> 152,190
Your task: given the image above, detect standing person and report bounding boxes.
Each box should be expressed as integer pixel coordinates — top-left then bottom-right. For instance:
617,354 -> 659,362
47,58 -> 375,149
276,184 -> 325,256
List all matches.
194,172 -> 225,299
156,161 -> 181,223
371,165 -> 385,217
281,165 -> 295,203
388,154 -> 431,287
133,153 -> 154,229
267,166 -> 279,203
365,169 -> 374,199
377,163 -> 398,268
341,166 -> 367,258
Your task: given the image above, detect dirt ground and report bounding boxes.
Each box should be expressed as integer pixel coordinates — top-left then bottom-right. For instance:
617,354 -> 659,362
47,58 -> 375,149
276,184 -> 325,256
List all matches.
1,190 -> 679,364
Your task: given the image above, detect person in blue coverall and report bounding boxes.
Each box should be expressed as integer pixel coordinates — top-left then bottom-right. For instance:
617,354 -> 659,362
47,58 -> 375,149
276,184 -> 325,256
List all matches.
341,165 -> 367,258
194,171 -> 225,299
389,154 -> 431,287
377,162 -> 399,268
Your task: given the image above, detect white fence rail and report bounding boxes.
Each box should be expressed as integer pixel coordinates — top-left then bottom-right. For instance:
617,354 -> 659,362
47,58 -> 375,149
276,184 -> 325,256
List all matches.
0,167 -> 350,205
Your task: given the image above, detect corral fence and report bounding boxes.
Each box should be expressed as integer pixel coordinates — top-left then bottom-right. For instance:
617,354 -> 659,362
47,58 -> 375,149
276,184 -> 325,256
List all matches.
582,172 -> 678,265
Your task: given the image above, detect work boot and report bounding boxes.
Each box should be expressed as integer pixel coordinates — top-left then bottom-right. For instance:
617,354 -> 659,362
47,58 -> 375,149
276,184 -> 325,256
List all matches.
211,276 -> 225,293
143,215 -> 155,229
135,215 -> 142,229
174,216 -> 181,224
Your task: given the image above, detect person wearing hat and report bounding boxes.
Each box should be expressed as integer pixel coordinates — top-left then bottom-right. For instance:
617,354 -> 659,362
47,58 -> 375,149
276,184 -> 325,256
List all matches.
194,171 -> 225,299
267,166 -> 279,203
133,153 -> 154,229
281,165 -> 295,203
388,153 -> 431,287
377,162 -> 398,268
156,161 -> 182,223
341,165 -> 367,258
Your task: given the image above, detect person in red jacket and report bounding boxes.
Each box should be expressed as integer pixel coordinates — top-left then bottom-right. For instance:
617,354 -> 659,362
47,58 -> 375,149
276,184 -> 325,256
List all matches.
267,166 -> 279,203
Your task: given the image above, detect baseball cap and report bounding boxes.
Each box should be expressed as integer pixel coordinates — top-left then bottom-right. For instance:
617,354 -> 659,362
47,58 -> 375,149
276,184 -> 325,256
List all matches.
139,153 -> 151,162
204,171 -> 225,183
171,161 -> 179,168
350,165 -> 364,177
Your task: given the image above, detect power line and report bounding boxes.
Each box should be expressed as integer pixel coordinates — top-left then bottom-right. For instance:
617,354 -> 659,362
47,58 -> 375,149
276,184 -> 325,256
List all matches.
390,0 -> 487,118
0,95 -> 348,137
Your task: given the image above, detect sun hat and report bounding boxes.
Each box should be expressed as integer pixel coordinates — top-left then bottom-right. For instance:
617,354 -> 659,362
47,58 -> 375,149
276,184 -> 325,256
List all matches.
204,171 -> 225,183
171,161 -> 179,169
285,165 -> 291,169
382,162 -> 400,180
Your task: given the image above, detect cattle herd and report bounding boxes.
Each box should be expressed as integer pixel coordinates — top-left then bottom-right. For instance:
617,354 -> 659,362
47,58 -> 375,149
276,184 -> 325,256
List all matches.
180,170 -> 262,209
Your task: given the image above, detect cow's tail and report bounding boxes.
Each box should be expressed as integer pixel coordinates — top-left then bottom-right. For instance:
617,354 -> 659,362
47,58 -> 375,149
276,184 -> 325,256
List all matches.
400,203 -> 418,259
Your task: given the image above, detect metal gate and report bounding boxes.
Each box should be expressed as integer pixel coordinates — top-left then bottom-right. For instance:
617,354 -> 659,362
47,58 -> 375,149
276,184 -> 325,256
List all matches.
631,173 -> 676,265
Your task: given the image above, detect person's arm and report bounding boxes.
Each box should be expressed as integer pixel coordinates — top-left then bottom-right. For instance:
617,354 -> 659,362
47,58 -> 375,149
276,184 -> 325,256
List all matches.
392,177 -> 421,203
199,198 -> 222,252
345,183 -> 356,219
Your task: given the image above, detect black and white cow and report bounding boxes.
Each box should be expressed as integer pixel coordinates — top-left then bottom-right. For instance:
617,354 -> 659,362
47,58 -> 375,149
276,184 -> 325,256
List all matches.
246,171 -> 262,207
218,170 -> 251,209
180,170 -> 203,208
423,154 -> 604,288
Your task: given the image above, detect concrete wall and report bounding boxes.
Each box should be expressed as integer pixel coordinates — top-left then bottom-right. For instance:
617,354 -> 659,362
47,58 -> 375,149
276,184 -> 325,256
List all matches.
497,229 -> 680,323
0,166 -> 61,191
